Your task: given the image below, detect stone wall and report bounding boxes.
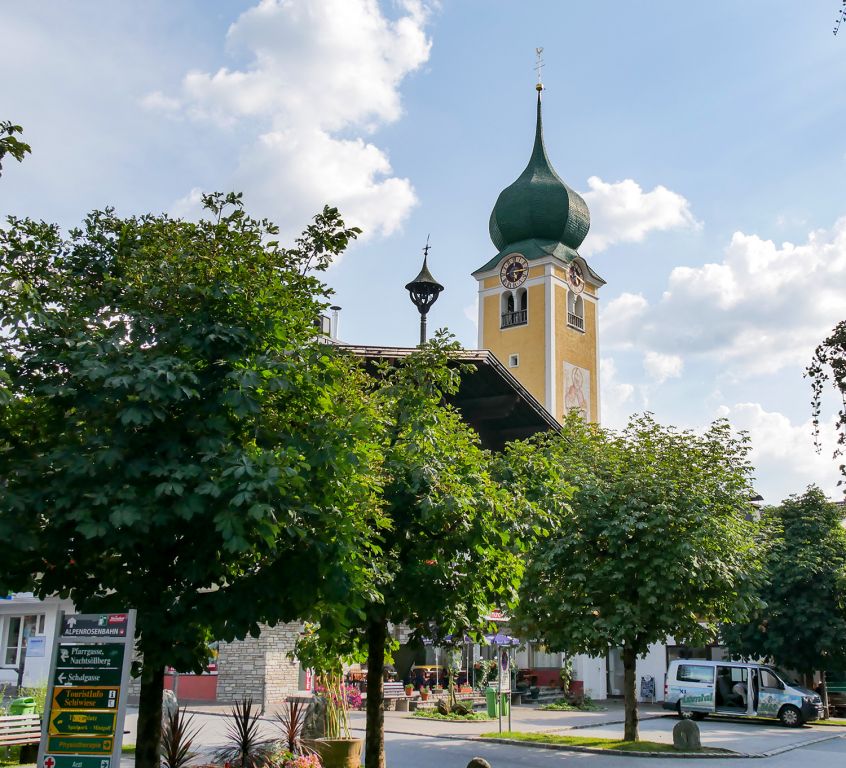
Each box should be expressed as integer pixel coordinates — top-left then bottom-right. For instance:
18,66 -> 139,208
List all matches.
217,621 -> 304,709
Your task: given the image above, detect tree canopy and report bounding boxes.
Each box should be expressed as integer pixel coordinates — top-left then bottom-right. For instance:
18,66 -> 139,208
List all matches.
512,412 -> 761,740
809,320 -> 846,487
723,486 -> 846,677
0,193 -> 380,768
312,337 -> 558,768
0,121 -> 31,177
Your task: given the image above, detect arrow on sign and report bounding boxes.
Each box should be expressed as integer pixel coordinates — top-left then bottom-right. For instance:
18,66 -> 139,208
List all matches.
60,649 -> 69,663
57,672 -> 66,685
66,617 -> 77,629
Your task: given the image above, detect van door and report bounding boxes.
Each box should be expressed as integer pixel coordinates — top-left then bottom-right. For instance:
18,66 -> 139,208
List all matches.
757,667 -> 785,718
675,663 -> 715,713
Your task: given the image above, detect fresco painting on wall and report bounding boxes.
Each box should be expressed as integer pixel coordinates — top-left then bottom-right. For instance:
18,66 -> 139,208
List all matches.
564,362 -> 590,420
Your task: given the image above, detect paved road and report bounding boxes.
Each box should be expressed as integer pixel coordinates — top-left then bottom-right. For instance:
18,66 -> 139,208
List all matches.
377,729 -> 846,768
120,703 -> 846,767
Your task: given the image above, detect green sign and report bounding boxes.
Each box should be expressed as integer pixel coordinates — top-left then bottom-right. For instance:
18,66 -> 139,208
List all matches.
53,688 -> 119,711
54,668 -> 122,687
47,736 -> 113,755
43,756 -> 111,768
50,711 -> 117,737
56,645 -> 124,669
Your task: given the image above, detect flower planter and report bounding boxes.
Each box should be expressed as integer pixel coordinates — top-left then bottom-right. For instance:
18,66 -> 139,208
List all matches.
419,690 -> 429,701
309,737 -> 363,768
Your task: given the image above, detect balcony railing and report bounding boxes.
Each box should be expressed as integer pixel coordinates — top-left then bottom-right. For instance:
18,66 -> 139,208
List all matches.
567,312 -> 585,332
501,309 -> 527,328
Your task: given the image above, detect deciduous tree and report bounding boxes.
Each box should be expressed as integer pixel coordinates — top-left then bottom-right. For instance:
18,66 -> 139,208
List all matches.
723,486 -> 846,684
513,413 -> 760,741
0,194 -> 379,768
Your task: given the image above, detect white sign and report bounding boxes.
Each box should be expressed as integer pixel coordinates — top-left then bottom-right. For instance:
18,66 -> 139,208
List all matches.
27,636 -> 46,658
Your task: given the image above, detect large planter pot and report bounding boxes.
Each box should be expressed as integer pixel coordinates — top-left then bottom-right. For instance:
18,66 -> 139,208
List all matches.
310,737 -> 363,768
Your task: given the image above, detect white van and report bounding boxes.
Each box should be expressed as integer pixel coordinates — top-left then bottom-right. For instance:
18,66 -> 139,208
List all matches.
663,659 -> 824,727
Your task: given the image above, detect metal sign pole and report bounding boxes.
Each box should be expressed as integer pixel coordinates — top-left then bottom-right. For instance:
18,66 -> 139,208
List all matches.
497,643 -> 502,734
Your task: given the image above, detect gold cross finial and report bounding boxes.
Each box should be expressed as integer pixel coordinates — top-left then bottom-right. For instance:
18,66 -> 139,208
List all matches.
535,47 -> 545,91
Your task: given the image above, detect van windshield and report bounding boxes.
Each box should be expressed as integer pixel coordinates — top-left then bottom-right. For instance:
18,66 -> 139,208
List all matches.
770,667 -> 800,687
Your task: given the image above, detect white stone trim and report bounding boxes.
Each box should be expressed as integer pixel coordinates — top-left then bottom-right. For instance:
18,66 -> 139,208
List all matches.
545,263 -> 555,417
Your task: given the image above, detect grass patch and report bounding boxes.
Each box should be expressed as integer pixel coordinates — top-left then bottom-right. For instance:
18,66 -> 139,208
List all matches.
0,747 -> 26,767
540,697 -> 605,712
412,710 -> 493,722
814,718 -> 846,727
481,731 -> 731,753
122,744 -> 136,753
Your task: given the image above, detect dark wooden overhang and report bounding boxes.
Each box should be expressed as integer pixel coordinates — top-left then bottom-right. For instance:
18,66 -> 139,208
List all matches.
340,346 -> 560,452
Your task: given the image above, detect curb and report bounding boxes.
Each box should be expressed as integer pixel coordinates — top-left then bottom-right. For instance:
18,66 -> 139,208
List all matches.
477,730 -> 846,759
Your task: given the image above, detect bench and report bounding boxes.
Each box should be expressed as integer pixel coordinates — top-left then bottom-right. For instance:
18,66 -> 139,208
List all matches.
383,682 -> 411,711
0,714 -> 41,762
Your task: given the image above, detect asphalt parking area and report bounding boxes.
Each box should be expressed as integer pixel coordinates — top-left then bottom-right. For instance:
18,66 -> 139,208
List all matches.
552,715 -> 846,756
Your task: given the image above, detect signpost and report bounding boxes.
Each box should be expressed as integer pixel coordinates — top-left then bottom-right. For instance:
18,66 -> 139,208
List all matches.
38,611 -> 136,768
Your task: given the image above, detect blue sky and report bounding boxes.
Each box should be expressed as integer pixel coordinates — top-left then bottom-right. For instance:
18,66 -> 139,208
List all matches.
2,1 -> 845,504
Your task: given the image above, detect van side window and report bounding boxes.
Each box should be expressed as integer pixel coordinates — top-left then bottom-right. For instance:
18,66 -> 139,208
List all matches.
677,664 -> 713,683
761,670 -> 783,689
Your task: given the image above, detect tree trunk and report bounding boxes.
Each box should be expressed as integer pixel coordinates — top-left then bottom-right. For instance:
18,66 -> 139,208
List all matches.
364,617 -> 387,768
136,665 -> 165,768
622,646 -> 639,742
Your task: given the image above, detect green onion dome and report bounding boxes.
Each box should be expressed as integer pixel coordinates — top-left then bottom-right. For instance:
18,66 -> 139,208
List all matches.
489,90 -> 590,252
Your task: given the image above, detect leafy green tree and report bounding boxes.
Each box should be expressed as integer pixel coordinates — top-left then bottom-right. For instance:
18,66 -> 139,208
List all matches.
0,121 -> 31,176
0,194 -> 380,768
809,320 -> 846,485
322,337 -> 556,768
723,486 -> 846,683
513,412 -> 760,741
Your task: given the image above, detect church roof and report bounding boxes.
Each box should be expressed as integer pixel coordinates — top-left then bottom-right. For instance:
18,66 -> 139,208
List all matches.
488,90 -> 591,255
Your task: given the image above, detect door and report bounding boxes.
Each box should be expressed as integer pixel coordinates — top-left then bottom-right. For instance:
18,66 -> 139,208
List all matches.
607,648 -> 625,696
675,663 -> 715,712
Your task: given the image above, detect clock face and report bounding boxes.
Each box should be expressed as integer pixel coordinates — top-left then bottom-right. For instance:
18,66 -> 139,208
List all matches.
567,262 -> 585,294
500,254 -> 528,289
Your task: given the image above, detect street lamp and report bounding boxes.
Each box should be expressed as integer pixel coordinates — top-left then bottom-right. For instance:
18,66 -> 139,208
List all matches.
405,238 -> 444,346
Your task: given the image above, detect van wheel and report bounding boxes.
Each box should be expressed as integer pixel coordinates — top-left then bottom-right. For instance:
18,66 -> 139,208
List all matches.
779,705 -> 802,727
691,712 -> 707,721
676,702 -> 692,719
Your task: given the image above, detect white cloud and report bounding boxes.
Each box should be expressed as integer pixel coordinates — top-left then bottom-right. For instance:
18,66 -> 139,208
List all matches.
600,357 -> 636,429
463,296 -> 478,328
580,177 -> 700,255
643,350 -> 683,384
716,402 -> 843,505
600,292 -> 648,349
601,215 -> 846,377
148,0 -> 432,241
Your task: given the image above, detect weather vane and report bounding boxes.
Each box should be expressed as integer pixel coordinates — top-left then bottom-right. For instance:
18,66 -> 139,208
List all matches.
422,233 -> 431,259
535,47 -> 545,89
835,0 -> 846,35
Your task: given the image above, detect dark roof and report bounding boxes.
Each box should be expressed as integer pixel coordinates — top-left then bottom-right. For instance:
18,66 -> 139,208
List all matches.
340,345 -> 560,452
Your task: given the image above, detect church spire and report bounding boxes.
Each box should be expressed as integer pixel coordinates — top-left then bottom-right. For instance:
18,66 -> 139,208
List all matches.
487,67 -> 590,254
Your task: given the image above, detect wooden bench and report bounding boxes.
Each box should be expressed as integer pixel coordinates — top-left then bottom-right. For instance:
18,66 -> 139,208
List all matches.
0,714 -> 41,762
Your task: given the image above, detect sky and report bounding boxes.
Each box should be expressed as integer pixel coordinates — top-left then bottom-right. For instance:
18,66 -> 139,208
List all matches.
2,0 -> 845,505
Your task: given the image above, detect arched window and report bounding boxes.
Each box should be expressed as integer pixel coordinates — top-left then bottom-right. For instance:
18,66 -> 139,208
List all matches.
567,292 -> 585,332
517,287 -> 528,313
501,290 -> 526,328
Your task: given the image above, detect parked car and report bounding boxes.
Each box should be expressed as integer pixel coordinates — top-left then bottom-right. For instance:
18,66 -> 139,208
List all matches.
663,659 -> 824,727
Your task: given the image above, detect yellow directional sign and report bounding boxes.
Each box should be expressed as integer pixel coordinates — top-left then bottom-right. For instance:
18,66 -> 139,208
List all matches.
49,711 -> 117,737
52,687 -> 119,711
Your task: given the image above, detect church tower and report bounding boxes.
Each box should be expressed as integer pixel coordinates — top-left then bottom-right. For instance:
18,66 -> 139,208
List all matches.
472,84 -> 604,423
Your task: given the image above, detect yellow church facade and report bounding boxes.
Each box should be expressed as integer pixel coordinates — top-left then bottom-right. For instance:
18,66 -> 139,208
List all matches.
472,87 -> 604,424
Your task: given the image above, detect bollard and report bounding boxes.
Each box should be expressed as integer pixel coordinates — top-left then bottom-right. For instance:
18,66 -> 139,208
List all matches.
673,719 -> 701,751
466,759 -> 491,768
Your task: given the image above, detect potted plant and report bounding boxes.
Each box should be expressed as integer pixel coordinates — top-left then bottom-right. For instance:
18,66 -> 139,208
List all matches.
404,683 -> 413,697
419,686 -> 429,701
293,625 -> 364,768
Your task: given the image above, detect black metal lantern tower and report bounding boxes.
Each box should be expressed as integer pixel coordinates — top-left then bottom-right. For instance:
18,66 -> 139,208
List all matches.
405,239 -> 444,346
